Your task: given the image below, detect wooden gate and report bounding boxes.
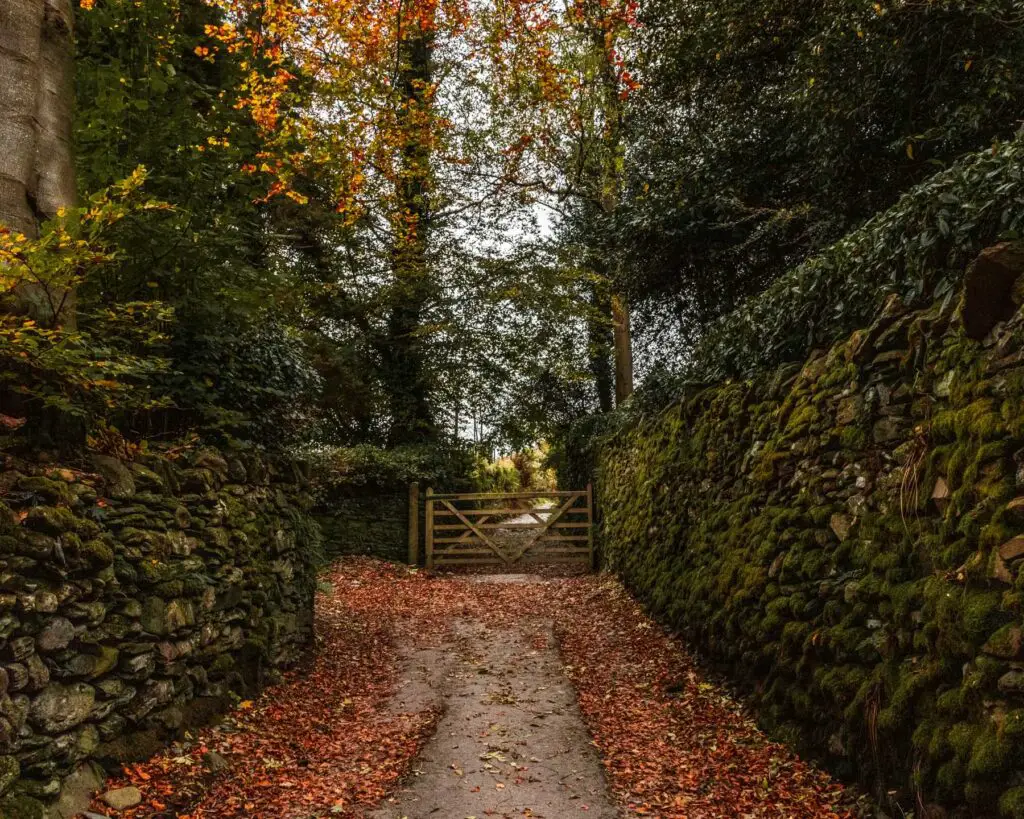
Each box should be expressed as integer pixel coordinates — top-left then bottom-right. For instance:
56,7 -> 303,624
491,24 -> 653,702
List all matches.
424,487 -> 593,569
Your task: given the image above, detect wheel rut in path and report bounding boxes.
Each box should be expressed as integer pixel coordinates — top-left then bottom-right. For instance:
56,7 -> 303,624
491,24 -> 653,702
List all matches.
372,596 -> 617,819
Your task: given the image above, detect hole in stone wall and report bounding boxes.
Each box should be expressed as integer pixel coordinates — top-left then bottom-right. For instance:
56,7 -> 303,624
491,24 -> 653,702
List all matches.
960,242 -> 1024,341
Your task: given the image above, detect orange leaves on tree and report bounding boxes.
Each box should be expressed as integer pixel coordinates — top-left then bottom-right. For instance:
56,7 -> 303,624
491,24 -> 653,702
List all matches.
198,0 -> 615,220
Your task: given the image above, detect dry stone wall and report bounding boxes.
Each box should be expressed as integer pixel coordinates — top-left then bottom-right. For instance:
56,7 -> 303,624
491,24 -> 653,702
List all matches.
596,244 -> 1024,817
0,446 -> 319,817
315,489 -> 410,564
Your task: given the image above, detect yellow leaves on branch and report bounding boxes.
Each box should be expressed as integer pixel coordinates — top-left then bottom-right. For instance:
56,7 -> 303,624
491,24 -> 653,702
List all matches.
0,167 -> 172,310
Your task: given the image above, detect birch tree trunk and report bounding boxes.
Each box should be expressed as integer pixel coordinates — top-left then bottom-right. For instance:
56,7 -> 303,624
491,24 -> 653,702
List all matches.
0,0 -> 76,238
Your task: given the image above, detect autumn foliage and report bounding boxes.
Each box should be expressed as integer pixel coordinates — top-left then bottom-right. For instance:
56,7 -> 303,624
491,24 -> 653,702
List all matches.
193,0 -> 639,217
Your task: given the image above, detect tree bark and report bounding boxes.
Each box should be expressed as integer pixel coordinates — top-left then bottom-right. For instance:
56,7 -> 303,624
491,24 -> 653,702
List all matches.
584,6 -> 633,407
0,0 -> 76,332
382,21 -> 438,447
586,278 -> 614,414
612,293 -> 633,405
0,0 -> 75,238
599,180 -> 633,409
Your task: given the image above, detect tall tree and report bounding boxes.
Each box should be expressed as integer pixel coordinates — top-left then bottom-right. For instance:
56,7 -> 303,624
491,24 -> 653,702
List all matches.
381,8 -> 439,444
586,276 -> 614,413
580,0 -> 635,406
1,0 -> 77,329
484,0 -> 640,407
205,0 -> 589,443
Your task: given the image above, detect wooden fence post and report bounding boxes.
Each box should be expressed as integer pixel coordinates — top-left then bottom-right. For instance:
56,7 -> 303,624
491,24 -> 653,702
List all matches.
587,482 -> 595,570
425,487 -> 435,570
407,482 -> 420,566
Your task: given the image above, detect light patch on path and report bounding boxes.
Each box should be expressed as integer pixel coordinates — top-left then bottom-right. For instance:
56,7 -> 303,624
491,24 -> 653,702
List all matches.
465,573 -> 544,584
373,608 -> 617,819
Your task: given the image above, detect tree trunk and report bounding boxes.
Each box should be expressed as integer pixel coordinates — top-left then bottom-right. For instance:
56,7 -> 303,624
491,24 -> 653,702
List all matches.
382,22 -> 437,447
612,293 -> 633,405
600,194 -> 633,408
0,0 -> 76,330
586,9 -> 634,407
586,278 -> 614,414
0,0 -> 75,237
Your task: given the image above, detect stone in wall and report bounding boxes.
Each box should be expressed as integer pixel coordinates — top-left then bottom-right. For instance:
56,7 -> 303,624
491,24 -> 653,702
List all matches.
0,445 -> 320,817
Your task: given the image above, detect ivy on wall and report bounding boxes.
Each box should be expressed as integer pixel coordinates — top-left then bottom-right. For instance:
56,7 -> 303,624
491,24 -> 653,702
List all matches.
633,132 -> 1024,409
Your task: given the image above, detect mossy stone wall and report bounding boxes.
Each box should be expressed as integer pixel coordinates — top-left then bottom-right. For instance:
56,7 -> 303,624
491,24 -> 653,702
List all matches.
595,246 -> 1024,817
0,446 -> 319,817
315,490 -> 411,564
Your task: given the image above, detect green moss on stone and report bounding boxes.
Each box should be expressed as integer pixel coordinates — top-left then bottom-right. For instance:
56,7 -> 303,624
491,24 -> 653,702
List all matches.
0,755 -> 18,796
15,476 -> 73,505
968,726 -> 1016,778
1000,787 -> 1024,819
75,538 -> 115,568
0,794 -> 44,818
962,591 -> 1006,645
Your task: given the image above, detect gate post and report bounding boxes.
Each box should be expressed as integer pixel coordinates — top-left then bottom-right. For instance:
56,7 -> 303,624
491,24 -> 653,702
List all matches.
425,487 -> 435,569
407,482 -> 420,566
587,482 -> 595,569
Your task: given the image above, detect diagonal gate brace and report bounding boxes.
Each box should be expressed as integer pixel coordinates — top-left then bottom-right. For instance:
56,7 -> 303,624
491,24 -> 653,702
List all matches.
441,500 -> 512,565
509,493 -> 582,563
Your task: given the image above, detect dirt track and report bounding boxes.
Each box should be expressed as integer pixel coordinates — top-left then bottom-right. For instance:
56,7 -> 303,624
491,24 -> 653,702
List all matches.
372,587 -> 617,818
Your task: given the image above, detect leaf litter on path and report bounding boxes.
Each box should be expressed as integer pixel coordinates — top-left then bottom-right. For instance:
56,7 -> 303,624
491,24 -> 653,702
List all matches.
91,558 -> 855,818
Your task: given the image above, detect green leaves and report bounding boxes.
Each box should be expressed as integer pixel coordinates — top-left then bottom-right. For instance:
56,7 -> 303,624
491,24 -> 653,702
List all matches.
0,172 -> 173,429
614,0 -> 1024,353
308,443 -> 477,497
688,132 -> 1024,385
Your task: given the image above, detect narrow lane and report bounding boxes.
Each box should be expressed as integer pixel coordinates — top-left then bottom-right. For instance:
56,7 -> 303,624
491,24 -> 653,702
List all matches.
372,614 -> 617,818
89,559 -> 858,818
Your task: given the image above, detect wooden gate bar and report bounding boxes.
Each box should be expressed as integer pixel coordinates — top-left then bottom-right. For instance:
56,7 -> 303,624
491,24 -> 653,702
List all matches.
433,521 -> 588,530
433,507 -> 566,516
587,483 -> 594,568
439,499 -> 511,564
408,482 -> 419,566
509,493 -> 582,561
455,511 -> 496,544
426,490 -> 583,501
